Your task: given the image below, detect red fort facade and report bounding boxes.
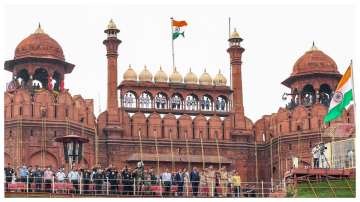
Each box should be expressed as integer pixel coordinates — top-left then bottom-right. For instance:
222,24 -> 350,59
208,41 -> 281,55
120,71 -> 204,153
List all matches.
4,20 -> 355,185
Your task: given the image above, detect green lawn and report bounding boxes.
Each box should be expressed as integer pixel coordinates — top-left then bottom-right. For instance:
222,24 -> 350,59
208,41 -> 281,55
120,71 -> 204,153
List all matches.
293,179 -> 355,198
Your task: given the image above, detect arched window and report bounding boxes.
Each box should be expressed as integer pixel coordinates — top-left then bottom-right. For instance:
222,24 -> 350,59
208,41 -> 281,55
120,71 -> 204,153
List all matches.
200,95 -> 213,111
185,94 -> 198,110
16,69 -> 30,88
170,93 -> 183,110
319,84 -> 332,107
139,91 -> 152,108
33,68 -> 49,89
215,96 -> 228,112
302,84 -> 315,106
53,71 -> 61,92
155,92 -> 168,109
123,91 -> 137,108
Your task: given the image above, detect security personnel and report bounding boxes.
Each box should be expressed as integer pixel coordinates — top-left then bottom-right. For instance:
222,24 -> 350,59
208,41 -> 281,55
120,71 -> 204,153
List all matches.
4,163 -> 14,191
82,169 -> 91,195
93,168 -> 105,195
33,166 -> 44,192
107,166 -> 118,195
121,166 -> 132,195
27,166 -> 34,192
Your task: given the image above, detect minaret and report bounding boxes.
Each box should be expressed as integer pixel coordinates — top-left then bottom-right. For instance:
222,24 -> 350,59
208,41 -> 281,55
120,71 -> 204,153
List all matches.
103,19 -> 121,123
227,28 -> 246,129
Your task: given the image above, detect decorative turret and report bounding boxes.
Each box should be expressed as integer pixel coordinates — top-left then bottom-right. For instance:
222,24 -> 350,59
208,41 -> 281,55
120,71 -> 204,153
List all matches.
169,67 -> 183,83
281,42 -> 342,109
184,68 -> 198,84
154,66 -> 168,83
199,69 -> 212,85
123,64 -> 137,81
139,65 -> 153,82
4,23 -> 74,92
213,69 -> 227,86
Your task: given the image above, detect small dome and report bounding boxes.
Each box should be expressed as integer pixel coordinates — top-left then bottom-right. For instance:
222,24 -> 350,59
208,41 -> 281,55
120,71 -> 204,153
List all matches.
184,68 -> 198,84
154,66 -> 168,82
291,42 -> 339,76
139,65 -> 153,82
15,24 -> 65,61
213,69 -> 227,86
169,67 -> 183,83
199,69 -> 213,85
123,65 -> 137,81
230,28 -> 240,39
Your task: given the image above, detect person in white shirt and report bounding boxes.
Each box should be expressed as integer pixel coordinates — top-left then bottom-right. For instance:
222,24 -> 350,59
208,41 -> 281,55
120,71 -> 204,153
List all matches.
56,169 -> 66,182
312,145 -> 320,168
68,168 -> 80,194
161,168 -> 172,196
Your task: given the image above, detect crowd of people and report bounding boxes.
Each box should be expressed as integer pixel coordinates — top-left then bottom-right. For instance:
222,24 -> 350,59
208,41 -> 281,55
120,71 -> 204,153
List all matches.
4,162 -> 257,197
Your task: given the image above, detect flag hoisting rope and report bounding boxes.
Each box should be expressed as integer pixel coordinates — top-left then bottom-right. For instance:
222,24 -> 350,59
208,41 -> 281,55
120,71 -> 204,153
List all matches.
171,17 -> 188,70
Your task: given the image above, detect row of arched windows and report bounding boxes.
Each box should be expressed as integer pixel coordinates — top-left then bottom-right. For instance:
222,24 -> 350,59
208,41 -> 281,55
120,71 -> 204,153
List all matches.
13,68 -> 63,91
122,91 -> 230,112
286,83 -> 333,110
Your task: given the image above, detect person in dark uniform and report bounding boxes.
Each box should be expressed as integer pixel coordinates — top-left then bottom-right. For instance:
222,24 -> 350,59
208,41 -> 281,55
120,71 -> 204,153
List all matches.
214,171 -> 221,197
121,166 -> 132,195
82,169 -> 91,195
175,168 -> 184,196
190,167 -> 200,197
94,168 -> 105,195
27,165 -> 34,192
4,163 -> 14,192
106,166 -> 118,195
33,166 -> 44,192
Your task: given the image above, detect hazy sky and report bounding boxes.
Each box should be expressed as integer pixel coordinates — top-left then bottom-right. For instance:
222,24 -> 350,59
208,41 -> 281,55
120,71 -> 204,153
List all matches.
3,4 -> 355,122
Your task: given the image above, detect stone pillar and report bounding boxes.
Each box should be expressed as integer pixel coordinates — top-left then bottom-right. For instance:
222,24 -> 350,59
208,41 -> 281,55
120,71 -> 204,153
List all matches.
227,30 -> 246,129
103,20 -> 121,124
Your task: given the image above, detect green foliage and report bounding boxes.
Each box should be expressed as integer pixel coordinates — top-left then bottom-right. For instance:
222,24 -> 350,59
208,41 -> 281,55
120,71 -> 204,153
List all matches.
294,179 -> 355,198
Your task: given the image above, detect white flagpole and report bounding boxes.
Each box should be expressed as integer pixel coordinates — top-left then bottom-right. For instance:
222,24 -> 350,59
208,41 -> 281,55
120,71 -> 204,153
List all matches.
171,17 -> 175,70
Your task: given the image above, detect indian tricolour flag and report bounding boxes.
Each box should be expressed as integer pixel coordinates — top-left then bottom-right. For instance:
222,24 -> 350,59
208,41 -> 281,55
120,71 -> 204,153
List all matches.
324,64 -> 354,123
172,18 -> 187,40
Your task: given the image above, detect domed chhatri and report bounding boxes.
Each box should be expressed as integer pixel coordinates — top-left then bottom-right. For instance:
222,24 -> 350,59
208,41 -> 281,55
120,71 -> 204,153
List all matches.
123,64 -> 137,81
154,66 -> 168,83
199,69 -> 213,85
291,42 -> 339,76
213,69 -> 227,86
14,24 -> 65,61
184,68 -> 198,84
139,65 -> 153,82
169,67 -> 183,83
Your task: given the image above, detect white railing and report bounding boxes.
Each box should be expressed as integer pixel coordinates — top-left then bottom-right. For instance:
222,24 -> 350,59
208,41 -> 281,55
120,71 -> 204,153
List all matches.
5,176 -> 285,197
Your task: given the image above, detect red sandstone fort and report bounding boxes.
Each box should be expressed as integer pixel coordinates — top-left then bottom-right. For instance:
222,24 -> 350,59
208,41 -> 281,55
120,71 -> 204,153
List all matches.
4,20 -> 355,186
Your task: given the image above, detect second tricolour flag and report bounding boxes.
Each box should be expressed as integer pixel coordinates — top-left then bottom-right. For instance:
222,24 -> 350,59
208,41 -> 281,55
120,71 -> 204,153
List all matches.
172,19 -> 188,40
324,63 -> 354,123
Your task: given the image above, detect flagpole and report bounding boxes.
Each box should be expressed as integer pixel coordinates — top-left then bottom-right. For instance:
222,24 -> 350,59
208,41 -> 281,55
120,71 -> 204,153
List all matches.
228,17 -> 232,90
350,60 -> 356,106
171,17 -> 175,70
350,60 -> 357,126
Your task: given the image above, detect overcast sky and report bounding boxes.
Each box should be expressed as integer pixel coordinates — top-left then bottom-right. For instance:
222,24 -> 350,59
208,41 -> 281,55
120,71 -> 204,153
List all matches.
3,4 -> 355,122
